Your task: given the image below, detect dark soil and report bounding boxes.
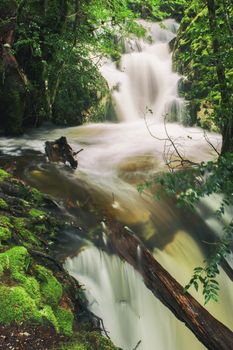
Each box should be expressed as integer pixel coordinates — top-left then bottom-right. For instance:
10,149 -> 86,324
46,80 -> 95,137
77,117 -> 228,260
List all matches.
0,324 -> 68,350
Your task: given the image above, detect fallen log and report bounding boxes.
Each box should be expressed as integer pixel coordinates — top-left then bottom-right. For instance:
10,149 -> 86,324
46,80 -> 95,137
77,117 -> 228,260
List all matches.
45,136 -> 83,169
109,221 -> 233,350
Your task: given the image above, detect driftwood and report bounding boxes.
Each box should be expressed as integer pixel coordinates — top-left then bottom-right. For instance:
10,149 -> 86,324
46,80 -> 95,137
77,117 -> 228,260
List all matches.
109,220 -> 233,350
45,136 -> 83,169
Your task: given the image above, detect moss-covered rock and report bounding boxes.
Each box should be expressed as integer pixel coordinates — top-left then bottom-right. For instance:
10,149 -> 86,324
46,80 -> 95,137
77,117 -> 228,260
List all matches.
0,285 -> 42,325
30,188 -> 44,204
0,215 -> 12,227
0,172 -> 118,349
0,246 -> 75,338
0,246 -> 30,280
41,305 -> 60,333
0,226 -> 12,242
35,265 -> 62,307
0,169 -> 11,181
0,216 -> 13,243
58,330 -> 118,350
29,208 -> 46,218
0,198 -> 8,210
55,307 -> 74,337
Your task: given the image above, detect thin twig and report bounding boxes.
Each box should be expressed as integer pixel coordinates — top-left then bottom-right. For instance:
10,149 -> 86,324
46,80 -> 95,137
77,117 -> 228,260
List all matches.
132,340 -> 142,350
203,130 -> 220,155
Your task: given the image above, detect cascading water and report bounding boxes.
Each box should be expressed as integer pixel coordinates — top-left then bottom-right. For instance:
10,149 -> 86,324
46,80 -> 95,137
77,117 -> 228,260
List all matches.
65,246 -> 206,350
100,19 -> 185,122
0,19 -> 232,350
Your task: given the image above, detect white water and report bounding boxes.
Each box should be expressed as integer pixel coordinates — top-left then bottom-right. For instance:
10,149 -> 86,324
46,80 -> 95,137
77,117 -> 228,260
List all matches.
65,246 -> 205,350
100,19 -> 184,122
1,19 -> 232,350
65,240 -> 233,350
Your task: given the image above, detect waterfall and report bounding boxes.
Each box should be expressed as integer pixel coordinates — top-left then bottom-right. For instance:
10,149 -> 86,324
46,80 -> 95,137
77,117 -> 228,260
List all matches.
100,19 -> 185,123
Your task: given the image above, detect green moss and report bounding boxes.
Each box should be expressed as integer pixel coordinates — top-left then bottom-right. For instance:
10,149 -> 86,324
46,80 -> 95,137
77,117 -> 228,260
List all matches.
0,216 -> 13,228
79,331 -> 117,350
12,218 -> 40,246
0,246 -> 29,279
58,331 -> 117,350
0,247 -> 73,335
0,227 -> 12,241
0,198 -> 8,210
22,276 -> 41,303
19,228 -> 41,247
0,285 -> 42,325
35,265 -> 62,307
29,208 -> 46,218
58,342 -> 87,350
40,305 -> 59,333
55,307 -> 74,337
14,217 -> 27,230
0,247 -> 39,299
31,188 -> 44,204
0,169 -> 11,181
0,217 -> 13,242
34,224 -> 47,234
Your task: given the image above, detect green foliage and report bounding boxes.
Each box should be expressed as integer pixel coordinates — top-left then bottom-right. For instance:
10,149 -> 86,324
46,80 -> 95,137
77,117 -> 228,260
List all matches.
173,0 -> 233,138
127,0 -> 186,21
52,47 -> 109,125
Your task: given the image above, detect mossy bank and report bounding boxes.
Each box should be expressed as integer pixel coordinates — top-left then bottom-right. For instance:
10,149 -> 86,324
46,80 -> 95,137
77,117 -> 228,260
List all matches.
0,168 -> 117,350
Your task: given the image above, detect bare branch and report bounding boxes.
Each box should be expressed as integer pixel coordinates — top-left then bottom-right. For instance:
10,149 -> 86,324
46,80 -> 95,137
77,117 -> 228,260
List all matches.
203,130 -> 220,155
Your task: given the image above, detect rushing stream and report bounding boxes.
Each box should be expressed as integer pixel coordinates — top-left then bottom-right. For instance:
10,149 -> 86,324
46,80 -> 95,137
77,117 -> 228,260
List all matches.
0,19 -> 232,350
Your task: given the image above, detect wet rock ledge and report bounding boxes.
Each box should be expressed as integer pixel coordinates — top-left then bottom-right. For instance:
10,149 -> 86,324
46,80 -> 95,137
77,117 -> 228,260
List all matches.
0,168 -> 117,350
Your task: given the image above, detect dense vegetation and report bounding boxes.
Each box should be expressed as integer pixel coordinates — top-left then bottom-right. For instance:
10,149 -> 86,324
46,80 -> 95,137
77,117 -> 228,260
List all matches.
173,0 -> 233,154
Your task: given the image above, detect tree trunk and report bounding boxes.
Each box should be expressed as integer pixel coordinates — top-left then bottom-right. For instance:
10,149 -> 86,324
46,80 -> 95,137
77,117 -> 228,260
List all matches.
0,1 -> 26,135
109,220 -> 233,350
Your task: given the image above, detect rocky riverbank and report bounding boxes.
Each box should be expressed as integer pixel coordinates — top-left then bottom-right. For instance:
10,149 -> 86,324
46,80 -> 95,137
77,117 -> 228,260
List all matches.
0,168 -> 117,350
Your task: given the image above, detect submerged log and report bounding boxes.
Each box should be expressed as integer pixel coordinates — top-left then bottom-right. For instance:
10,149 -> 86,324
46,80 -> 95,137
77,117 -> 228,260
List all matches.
45,136 -> 83,169
110,221 -> 233,350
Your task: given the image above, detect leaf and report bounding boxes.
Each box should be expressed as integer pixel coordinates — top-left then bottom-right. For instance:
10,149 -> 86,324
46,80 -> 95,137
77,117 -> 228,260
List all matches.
194,281 -> 199,292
